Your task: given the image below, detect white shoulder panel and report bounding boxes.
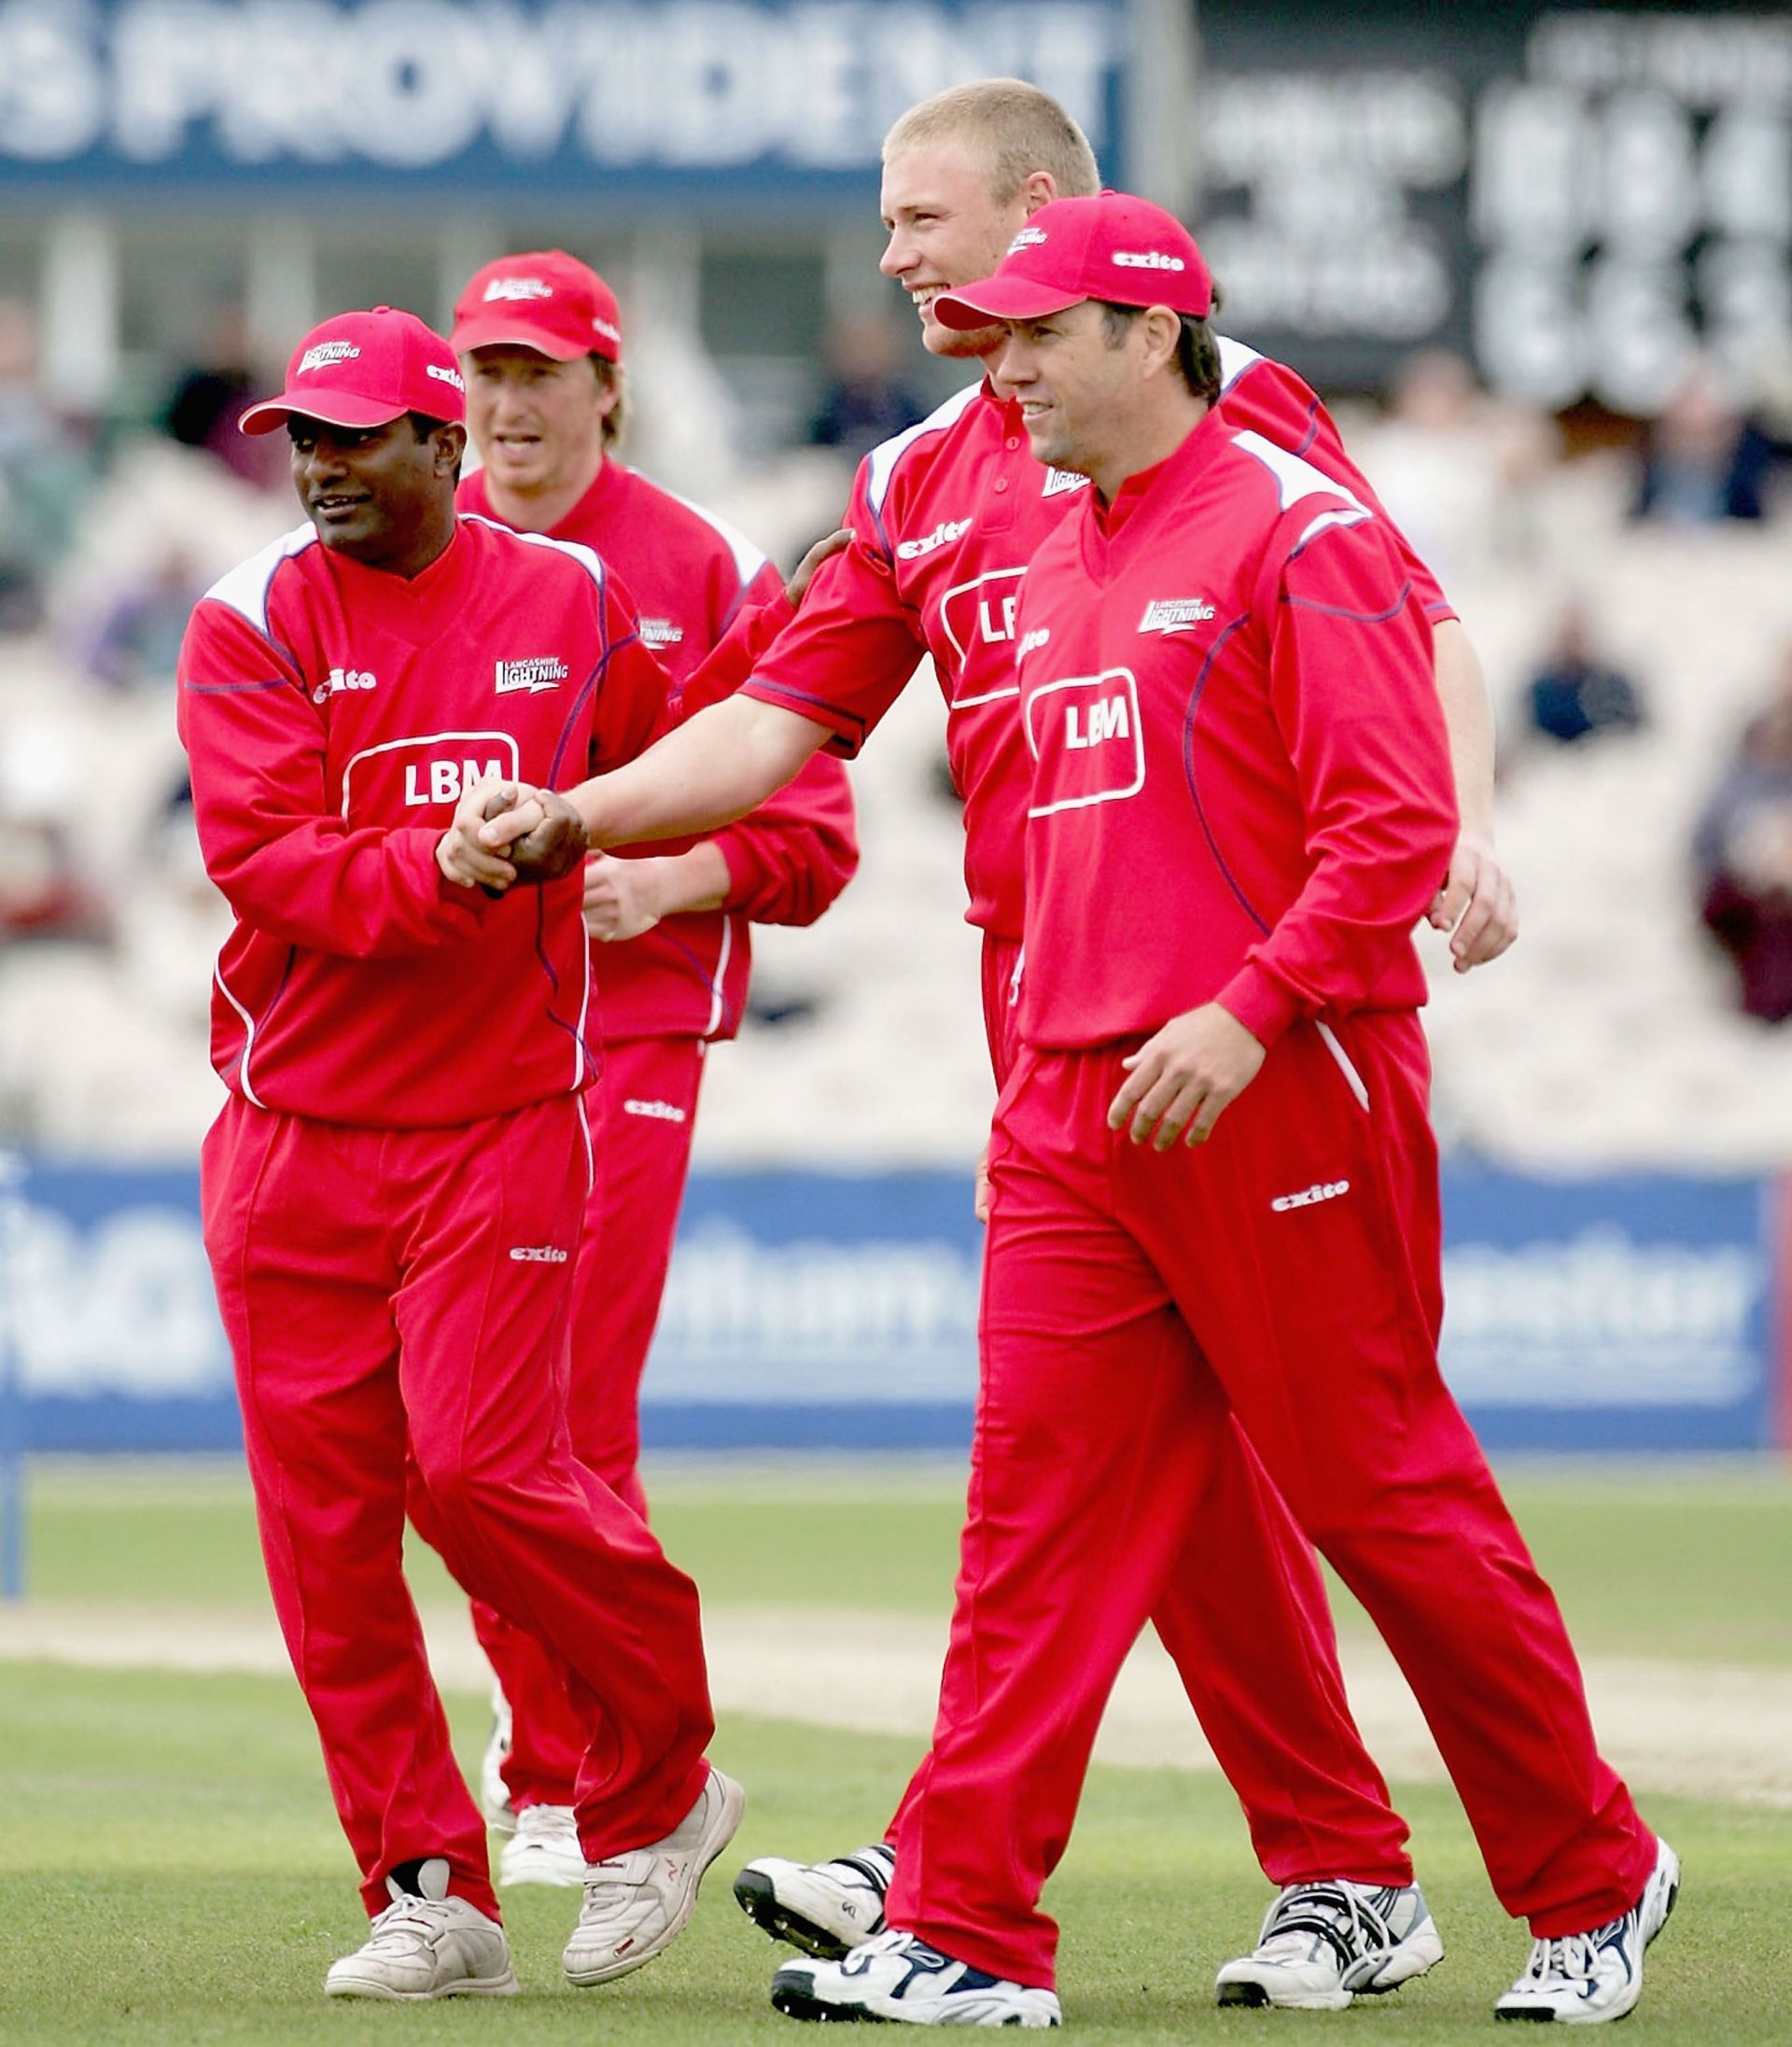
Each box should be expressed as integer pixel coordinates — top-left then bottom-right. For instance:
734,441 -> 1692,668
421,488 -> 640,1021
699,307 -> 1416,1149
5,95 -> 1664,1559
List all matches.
1215,333 -> 1262,395
1230,428 -> 1369,518
459,512 -> 609,597
864,381 -> 983,518
658,484 -> 769,590
203,523 -> 318,635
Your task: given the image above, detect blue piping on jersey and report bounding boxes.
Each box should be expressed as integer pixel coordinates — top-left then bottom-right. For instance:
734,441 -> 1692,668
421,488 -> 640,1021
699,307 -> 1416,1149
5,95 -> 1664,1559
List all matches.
1182,613 -> 1272,938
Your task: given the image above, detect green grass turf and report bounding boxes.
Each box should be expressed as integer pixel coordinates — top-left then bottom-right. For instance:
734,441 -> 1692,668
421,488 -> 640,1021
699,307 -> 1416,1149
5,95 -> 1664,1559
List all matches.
1,1658 -> 1787,2043
21,1453 -> 1792,1664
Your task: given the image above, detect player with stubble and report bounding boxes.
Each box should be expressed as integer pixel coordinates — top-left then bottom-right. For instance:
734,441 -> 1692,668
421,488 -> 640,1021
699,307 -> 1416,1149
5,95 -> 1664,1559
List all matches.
444,83 -> 1520,2016
178,306 -> 743,2006
444,251 -> 858,1889
770,194 -> 1676,2028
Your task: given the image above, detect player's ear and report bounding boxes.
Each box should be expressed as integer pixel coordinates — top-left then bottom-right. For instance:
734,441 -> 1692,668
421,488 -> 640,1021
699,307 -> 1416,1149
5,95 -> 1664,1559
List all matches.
432,421 -> 468,479
1020,170 -> 1057,217
1140,306 -> 1182,377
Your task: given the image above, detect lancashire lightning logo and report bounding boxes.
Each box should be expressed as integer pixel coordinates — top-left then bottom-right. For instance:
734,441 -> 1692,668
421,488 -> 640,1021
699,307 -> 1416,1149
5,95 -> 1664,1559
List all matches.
1042,468 -> 1089,498
298,340 -> 360,374
495,656 -> 568,694
1138,597 -> 1216,635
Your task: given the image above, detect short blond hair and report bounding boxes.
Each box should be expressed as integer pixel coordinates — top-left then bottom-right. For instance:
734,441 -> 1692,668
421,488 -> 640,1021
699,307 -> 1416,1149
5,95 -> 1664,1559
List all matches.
883,79 -> 1100,204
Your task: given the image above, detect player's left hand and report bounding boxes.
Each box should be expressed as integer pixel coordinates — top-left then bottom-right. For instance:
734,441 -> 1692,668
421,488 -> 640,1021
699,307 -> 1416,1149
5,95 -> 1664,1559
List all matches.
1428,828 -> 1518,972
582,853 -> 665,941
1109,1002 -> 1267,1150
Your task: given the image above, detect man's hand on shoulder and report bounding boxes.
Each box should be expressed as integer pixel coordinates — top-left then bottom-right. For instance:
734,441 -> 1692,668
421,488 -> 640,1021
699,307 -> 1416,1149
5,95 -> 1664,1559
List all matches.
785,527 -> 853,610
1108,1003 -> 1267,1150
1428,828 -> 1519,972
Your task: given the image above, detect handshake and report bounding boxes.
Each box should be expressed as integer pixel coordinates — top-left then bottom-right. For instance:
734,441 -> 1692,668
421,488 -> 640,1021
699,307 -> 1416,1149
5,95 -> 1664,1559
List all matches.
436,778 -> 588,895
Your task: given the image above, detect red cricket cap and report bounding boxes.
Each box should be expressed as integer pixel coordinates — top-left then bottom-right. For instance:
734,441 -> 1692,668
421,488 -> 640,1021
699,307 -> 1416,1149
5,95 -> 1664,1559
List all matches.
933,191 -> 1213,330
450,250 -> 623,364
240,307 -> 467,436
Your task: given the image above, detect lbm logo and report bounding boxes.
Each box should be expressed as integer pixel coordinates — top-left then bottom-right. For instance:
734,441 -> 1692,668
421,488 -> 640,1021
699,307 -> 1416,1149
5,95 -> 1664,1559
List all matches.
1065,695 -> 1129,749
405,755 -> 509,806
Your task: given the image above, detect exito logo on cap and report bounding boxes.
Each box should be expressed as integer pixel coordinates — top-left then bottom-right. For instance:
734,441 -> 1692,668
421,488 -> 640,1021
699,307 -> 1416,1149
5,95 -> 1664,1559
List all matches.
426,364 -> 466,391
1113,250 -> 1186,272
299,341 -> 362,373
1008,226 -> 1049,253
593,316 -> 622,344
483,276 -> 553,302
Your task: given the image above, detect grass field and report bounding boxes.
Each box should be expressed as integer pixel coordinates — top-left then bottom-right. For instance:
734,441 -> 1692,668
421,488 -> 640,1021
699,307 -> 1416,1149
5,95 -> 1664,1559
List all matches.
5,1455 -> 1792,2042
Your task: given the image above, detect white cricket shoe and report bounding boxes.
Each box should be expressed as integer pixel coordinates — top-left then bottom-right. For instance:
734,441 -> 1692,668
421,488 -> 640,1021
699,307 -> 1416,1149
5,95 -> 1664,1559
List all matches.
735,1841 -> 894,1957
499,1802 -> 587,1888
562,1766 -> 745,1986
480,1680 -> 515,1833
1494,1837 -> 1680,2025
771,1929 -> 1061,2027
1214,1877 -> 1444,2010
325,1857 -> 517,2000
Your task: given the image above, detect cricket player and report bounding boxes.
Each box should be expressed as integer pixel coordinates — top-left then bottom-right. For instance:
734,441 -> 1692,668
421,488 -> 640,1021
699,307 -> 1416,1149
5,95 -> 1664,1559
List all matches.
770,194 -> 1677,2027
447,250 -> 859,1888
179,306 -> 743,2002
449,83 -> 1515,2011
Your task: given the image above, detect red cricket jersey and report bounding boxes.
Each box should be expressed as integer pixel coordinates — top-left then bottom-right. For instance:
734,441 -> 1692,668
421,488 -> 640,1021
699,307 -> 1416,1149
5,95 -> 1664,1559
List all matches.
178,515 -> 668,1127
742,338 -> 1451,944
458,461 -> 857,1042
1013,409 -> 1458,1052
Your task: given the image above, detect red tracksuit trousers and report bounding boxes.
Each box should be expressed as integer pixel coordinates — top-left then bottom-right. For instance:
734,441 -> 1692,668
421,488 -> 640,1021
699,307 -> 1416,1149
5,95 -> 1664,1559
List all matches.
202,1091 -> 714,1922
889,939 -> 1413,1893
470,1035 -> 707,1812
885,1012 -> 1654,1987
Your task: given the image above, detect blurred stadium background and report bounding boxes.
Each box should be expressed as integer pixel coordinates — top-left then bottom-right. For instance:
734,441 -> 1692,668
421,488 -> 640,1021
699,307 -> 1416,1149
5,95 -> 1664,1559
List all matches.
5,2 -> 1792,2037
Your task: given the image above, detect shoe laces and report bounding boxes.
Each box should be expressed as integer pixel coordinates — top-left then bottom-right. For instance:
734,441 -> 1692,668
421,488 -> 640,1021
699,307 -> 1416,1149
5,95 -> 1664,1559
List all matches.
1258,1881 -> 1394,1970
1520,1929 -> 1603,1985
364,1894 -> 454,1948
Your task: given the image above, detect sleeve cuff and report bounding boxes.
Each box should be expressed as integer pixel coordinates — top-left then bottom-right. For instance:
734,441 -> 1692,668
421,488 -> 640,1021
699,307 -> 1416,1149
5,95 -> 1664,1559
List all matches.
420,832 -> 493,930
710,826 -> 773,914
1216,960 -> 1304,1048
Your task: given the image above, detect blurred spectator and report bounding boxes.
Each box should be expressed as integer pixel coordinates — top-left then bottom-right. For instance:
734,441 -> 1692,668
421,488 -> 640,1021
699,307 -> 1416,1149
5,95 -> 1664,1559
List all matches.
806,313 -> 928,459
1632,358 -> 1777,526
1352,348 -> 1556,579
1694,648 -> 1792,1023
1514,604 -> 1647,754
160,302 -> 283,491
0,298 -> 94,632
69,539 -> 207,692
0,814 -> 105,945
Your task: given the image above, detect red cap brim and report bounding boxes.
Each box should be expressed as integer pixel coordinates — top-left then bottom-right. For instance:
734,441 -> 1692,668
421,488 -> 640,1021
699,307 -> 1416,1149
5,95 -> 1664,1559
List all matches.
238,391 -> 412,437
450,315 -> 613,363
931,278 -> 1087,330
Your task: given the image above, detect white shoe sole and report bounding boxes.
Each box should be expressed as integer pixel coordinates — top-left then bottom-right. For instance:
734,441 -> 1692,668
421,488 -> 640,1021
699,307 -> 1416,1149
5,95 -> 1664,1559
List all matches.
771,1962 -> 1062,2027
565,1770 -> 746,1987
326,1968 -> 519,2000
